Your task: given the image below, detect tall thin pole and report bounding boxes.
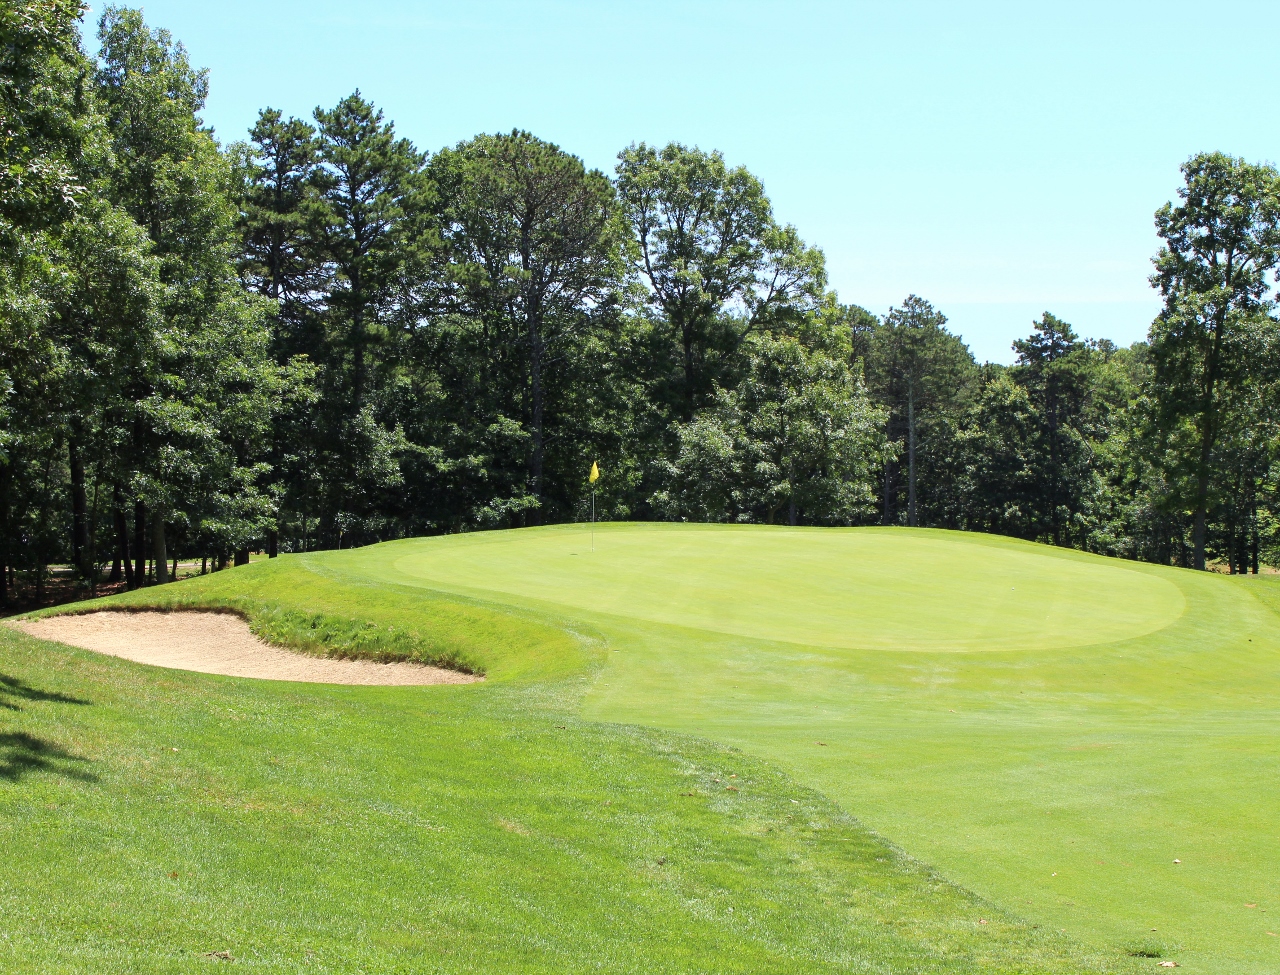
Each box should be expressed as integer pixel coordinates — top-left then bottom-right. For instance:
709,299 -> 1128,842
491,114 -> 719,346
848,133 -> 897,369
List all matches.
591,488 -> 595,552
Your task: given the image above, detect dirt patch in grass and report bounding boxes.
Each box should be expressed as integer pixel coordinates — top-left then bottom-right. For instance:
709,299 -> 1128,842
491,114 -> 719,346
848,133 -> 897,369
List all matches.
11,611 -> 480,686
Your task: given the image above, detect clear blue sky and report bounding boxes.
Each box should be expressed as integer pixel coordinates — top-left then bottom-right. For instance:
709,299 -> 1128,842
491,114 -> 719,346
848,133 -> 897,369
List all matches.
87,1 -> 1278,363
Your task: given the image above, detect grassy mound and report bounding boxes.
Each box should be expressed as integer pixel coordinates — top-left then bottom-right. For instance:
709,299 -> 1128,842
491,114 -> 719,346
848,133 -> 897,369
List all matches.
381,523 -> 1186,651
335,523 -> 1277,974
7,523 -> 1276,972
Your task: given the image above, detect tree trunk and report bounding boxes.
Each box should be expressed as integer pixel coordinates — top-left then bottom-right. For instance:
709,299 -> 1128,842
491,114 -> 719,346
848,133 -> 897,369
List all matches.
682,317 -> 696,422
1191,468 -> 1210,571
907,385 -> 917,529
528,318 -> 545,522
351,269 -> 364,406
268,529 -> 278,558
151,511 -> 169,585
882,464 -> 891,525
133,501 -> 147,587
115,499 -> 134,589
234,549 -> 249,567
171,556 -> 178,580
788,492 -> 797,527
69,436 -> 89,577
1190,309 -> 1227,571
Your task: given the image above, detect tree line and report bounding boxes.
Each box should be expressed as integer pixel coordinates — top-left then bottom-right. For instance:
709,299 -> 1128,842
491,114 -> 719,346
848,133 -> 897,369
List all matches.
3,3 -> 1279,603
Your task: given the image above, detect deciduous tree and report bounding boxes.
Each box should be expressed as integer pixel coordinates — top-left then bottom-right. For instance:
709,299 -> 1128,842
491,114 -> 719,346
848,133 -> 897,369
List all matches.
1150,153 -> 1280,569
616,143 -> 824,421
867,296 -> 975,527
431,130 -> 625,521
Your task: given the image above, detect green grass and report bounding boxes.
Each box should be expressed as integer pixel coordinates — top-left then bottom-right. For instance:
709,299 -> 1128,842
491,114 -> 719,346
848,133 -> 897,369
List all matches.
1,548 -> 1126,975
13,634 -> 1103,974
349,523 -> 1280,973
383,523 -> 1186,651
4,523 -> 1276,972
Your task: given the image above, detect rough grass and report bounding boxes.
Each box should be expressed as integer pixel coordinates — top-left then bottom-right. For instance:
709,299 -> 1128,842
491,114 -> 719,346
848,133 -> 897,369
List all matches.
0,607 -> 1129,973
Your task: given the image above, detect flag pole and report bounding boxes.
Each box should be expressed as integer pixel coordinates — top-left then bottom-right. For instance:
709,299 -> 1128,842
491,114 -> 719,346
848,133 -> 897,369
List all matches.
588,460 -> 599,552
589,460 -> 599,552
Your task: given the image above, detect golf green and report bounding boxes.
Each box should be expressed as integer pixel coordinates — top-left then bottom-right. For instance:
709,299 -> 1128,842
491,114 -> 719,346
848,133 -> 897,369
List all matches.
342,524 -> 1279,974
8,523 -> 1279,973
386,524 -> 1185,651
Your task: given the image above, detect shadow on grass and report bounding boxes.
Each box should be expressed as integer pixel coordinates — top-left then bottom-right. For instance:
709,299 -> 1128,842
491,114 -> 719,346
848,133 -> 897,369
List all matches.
0,674 -> 91,711
0,732 -> 96,783
0,674 -> 95,783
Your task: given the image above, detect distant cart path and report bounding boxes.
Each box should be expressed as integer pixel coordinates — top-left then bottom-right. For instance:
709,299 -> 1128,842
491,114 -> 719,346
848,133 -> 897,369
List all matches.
13,611 -> 479,686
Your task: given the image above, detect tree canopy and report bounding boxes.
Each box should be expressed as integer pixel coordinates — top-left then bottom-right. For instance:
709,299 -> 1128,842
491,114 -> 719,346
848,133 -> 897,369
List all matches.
3,8 -> 1279,606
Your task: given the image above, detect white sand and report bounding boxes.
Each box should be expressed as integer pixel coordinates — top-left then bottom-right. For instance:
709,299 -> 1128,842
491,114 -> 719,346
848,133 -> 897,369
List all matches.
13,611 -> 480,686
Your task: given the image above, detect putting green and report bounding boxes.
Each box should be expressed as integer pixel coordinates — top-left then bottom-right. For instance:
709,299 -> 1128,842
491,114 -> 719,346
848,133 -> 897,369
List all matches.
386,524 -> 1185,651
339,524 -> 1279,974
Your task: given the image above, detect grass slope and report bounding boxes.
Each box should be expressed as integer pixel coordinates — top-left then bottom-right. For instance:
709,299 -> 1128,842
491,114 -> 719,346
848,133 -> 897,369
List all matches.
344,523 -> 1280,974
0,553 -> 1126,974
385,523 -> 1185,651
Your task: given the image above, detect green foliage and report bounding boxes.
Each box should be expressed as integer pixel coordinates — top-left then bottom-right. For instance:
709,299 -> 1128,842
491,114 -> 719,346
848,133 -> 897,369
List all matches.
428,130 -> 626,521
0,0 -> 98,237
867,295 -> 977,527
946,334 -> 1156,557
656,333 -> 888,524
1148,152 -> 1280,568
616,141 -> 826,420
5,4 -> 1280,612
233,108 -> 323,315
90,6 -> 293,576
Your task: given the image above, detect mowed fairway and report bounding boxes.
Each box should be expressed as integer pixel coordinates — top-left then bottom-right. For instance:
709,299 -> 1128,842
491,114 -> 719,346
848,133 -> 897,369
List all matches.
4,523 -> 1278,973
2,531 -> 1133,975
364,524 -> 1280,974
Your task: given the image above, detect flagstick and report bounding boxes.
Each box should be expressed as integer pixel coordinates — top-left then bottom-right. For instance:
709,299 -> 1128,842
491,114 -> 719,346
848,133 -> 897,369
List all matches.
591,487 -> 595,552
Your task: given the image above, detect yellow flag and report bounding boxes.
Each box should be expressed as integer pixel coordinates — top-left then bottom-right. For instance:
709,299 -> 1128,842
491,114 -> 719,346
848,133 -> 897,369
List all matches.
589,461 -> 599,484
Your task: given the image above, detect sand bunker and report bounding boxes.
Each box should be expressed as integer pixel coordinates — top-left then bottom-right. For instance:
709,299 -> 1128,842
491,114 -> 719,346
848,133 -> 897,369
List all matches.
13,611 -> 480,686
